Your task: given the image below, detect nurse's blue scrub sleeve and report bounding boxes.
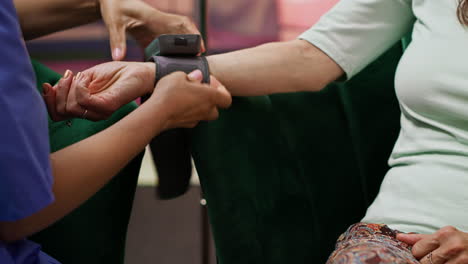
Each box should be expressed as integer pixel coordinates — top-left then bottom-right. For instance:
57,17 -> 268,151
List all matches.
0,0 -> 60,263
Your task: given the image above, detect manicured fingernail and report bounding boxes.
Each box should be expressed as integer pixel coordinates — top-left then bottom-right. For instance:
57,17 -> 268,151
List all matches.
113,48 -> 123,60
64,70 -> 71,79
75,72 -> 81,80
188,70 -> 202,81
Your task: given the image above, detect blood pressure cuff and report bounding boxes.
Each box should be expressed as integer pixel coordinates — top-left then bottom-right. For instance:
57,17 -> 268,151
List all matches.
147,55 -> 210,200
150,56 -> 210,84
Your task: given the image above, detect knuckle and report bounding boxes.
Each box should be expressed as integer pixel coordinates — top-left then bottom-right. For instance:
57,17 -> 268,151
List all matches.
438,226 -> 458,239
446,244 -> 465,257
450,236 -> 466,251
433,251 -> 450,263
443,226 -> 458,233
176,16 -> 191,30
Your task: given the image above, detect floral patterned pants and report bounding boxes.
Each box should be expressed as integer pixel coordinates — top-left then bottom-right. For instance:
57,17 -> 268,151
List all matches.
326,223 -> 420,264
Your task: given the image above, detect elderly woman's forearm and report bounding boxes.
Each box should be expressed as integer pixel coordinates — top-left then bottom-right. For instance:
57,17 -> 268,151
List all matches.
207,39 -> 344,97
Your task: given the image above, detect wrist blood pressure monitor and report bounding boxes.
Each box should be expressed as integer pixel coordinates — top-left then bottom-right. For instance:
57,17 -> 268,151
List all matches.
144,34 -> 209,199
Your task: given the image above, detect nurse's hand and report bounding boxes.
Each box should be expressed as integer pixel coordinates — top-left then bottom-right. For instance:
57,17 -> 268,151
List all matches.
146,71 -> 231,130
100,0 -> 205,60
397,226 -> 468,264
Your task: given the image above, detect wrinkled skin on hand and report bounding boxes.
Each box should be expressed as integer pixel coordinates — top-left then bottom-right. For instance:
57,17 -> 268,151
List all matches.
397,226 -> 468,264
43,62 -> 154,121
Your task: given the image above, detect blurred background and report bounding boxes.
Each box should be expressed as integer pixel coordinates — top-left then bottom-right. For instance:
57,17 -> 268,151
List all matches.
26,0 -> 338,263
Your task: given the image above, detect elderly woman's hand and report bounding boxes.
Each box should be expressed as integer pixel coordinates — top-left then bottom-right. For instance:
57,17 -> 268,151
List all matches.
99,0 -> 205,60
43,62 -> 155,121
397,226 -> 468,264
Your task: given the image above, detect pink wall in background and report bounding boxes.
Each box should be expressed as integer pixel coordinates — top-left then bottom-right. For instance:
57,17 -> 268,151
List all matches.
277,0 -> 338,40
29,0 -> 341,73
278,0 -> 339,27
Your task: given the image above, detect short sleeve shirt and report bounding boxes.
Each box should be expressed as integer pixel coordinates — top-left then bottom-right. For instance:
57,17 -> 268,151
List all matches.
300,0 -> 468,234
0,0 -> 60,263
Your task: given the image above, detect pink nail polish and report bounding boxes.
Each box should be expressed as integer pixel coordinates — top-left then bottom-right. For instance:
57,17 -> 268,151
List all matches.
188,70 -> 202,81
113,48 -> 123,60
64,70 -> 71,79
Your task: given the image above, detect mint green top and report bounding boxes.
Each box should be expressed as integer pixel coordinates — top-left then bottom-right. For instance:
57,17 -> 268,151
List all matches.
300,0 -> 468,234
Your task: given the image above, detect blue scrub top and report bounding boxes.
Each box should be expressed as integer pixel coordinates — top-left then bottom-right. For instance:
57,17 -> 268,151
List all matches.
0,0 -> 60,263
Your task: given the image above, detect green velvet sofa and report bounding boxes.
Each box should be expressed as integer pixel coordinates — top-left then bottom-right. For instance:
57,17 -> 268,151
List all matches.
191,41 -> 404,263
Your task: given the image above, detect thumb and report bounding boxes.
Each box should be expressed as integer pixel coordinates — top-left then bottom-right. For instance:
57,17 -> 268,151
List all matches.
210,75 -> 222,88
108,25 -> 127,61
396,233 -> 426,245
215,85 -> 232,109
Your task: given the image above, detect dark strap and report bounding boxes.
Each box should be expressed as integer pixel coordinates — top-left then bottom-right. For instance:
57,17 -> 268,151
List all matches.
151,56 -> 210,84
147,55 -> 210,199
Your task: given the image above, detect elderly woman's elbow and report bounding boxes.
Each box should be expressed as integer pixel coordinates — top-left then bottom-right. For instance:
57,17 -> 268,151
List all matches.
292,39 -> 345,92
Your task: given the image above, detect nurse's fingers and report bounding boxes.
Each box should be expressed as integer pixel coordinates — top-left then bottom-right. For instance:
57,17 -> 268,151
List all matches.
213,84 -> 232,109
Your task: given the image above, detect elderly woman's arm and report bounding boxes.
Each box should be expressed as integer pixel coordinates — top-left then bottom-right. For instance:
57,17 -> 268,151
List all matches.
207,39 -> 344,96
53,0 -> 414,109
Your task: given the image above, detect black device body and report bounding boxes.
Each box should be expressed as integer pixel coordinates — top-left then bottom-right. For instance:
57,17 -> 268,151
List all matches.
145,34 -> 201,58
144,34 -> 205,199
